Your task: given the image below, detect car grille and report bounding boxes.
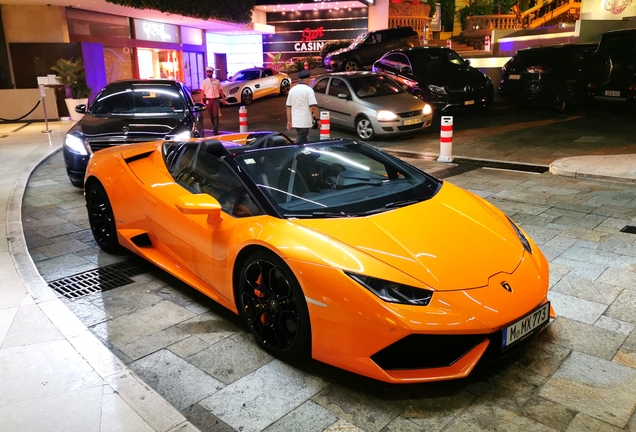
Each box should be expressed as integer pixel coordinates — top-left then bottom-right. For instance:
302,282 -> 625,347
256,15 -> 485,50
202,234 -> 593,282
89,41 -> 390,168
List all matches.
371,320 -> 547,370
86,136 -> 160,153
397,123 -> 425,131
397,110 -> 422,118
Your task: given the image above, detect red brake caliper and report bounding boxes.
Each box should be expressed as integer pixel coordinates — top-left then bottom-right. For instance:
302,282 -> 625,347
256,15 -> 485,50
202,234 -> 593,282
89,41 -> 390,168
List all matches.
254,273 -> 267,324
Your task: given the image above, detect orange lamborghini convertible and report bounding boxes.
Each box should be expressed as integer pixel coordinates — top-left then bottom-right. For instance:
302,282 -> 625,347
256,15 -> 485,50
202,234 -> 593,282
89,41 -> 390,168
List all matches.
84,132 -> 554,384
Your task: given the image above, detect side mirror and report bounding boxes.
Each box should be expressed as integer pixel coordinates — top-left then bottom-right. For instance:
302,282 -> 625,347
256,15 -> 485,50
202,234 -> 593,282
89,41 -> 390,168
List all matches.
75,104 -> 87,114
465,59 -> 471,66
176,194 -> 222,223
193,103 -> 206,112
400,66 -> 412,75
337,93 -> 350,99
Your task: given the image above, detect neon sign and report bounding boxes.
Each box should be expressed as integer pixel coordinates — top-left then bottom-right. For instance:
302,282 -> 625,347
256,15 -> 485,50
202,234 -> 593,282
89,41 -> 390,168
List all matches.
296,26 -> 325,51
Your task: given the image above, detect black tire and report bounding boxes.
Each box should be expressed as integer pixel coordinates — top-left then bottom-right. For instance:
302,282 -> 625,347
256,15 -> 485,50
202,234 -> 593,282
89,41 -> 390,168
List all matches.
280,79 -> 290,96
553,83 -> 577,113
85,181 -> 121,253
343,59 -> 359,72
241,87 -> 253,105
238,250 -> 310,360
355,116 -> 375,140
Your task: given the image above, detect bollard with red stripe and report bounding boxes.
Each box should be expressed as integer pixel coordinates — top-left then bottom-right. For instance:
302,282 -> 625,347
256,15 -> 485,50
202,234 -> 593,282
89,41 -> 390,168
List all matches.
438,116 -> 453,162
304,60 -> 309,70
319,111 -> 330,140
484,35 -> 491,52
239,106 -> 248,133
446,38 -> 452,49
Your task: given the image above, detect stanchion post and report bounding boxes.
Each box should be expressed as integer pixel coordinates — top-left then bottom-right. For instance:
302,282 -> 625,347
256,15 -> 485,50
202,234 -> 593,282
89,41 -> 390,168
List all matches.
239,106 -> 248,133
39,84 -> 53,134
319,111 -> 330,140
446,39 -> 452,49
438,116 -> 453,163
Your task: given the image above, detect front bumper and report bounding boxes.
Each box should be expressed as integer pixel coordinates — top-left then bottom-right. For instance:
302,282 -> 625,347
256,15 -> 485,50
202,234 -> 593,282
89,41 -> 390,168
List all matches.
372,114 -> 433,135
289,247 -> 551,383
63,147 -> 89,187
499,80 -> 550,104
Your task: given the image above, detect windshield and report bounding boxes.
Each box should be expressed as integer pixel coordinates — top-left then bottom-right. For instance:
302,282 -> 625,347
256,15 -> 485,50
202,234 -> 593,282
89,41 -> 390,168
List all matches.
410,51 -> 466,77
90,86 -> 185,116
234,142 -> 441,218
230,70 -> 261,82
349,33 -> 368,49
349,75 -> 404,98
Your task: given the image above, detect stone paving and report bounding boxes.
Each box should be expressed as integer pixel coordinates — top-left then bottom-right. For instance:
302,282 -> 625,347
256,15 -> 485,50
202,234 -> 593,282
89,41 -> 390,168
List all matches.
22,151 -> 636,432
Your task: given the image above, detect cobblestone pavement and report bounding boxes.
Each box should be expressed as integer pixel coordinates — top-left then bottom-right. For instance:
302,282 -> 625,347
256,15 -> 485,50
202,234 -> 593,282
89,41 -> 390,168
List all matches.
23,151 -> 636,432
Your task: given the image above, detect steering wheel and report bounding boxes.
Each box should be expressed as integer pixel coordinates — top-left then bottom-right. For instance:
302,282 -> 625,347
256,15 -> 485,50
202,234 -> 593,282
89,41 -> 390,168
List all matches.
321,163 -> 347,190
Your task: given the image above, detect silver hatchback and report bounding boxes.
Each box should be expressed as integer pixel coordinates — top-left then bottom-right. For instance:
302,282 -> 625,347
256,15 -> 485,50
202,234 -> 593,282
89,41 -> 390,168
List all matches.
311,72 -> 433,140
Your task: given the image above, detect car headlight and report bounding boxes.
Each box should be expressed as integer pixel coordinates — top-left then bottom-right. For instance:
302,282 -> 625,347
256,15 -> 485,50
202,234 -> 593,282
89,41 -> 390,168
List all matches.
64,134 -> 88,155
507,216 -> 532,254
423,104 -> 432,115
346,272 -> 433,306
167,131 -> 191,141
428,84 -> 447,95
228,86 -> 240,95
376,110 -> 398,121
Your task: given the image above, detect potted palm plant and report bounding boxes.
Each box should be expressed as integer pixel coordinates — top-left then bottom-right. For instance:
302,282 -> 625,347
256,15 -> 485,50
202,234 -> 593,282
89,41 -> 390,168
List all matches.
51,58 -> 91,121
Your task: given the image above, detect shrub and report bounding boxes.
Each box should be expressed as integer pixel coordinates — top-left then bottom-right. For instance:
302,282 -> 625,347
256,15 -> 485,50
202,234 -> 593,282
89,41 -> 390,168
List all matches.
51,58 -> 90,99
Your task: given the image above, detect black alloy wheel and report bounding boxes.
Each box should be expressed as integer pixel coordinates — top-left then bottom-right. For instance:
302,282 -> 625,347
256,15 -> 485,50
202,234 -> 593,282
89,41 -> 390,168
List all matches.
238,250 -> 310,359
85,182 -> 121,253
242,88 -> 254,105
280,79 -> 290,95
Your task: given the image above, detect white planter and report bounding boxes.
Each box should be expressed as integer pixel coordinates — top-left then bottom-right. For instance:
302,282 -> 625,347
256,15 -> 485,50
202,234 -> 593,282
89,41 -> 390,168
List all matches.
65,98 -> 89,121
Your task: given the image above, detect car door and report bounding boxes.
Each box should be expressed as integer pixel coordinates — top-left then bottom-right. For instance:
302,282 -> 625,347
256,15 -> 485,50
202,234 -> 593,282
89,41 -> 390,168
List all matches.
326,77 -> 354,127
312,76 -> 331,121
259,68 -> 279,96
249,70 -> 268,99
146,142 -> 262,300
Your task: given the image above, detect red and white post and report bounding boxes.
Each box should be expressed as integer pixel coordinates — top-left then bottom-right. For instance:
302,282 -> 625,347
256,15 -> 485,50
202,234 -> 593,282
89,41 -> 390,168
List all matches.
320,111 -> 330,140
239,106 -> 248,133
438,116 -> 454,163
446,39 -> 452,49
484,35 -> 491,52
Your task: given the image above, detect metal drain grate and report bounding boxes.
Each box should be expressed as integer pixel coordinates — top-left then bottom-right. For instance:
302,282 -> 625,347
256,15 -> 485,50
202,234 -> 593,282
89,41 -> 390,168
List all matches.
49,259 -> 150,299
386,150 -> 549,174
620,225 -> 636,234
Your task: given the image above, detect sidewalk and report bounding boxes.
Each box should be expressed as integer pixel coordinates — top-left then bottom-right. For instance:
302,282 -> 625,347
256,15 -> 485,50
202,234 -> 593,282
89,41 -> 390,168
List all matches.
550,154 -> 636,183
0,121 -> 200,432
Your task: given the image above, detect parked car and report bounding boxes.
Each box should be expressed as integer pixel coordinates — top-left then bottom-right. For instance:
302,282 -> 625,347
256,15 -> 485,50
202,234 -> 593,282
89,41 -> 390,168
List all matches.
324,27 -> 420,72
372,47 -> 494,113
589,29 -> 636,106
498,43 -> 597,112
85,134 -> 552,383
221,67 -> 290,105
63,79 -> 206,187
311,71 -> 433,140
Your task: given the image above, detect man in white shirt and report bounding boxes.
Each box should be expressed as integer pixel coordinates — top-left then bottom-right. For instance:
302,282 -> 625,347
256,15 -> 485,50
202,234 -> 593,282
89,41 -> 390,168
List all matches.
200,66 -> 226,135
286,70 -> 318,144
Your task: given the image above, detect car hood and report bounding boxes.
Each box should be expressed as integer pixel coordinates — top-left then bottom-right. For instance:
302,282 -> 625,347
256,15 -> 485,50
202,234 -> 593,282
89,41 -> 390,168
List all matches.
78,114 -> 186,138
416,66 -> 489,88
355,93 -> 425,112
326,47 -> 352,58
221,80 -> 246,88
292,183 -> 523,291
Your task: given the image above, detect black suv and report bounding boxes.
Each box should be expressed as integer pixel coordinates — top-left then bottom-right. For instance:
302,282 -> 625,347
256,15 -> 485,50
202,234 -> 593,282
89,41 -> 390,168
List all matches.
324,27 -> 420,72
63,79 -> 206,187
589,29 -> 636,106
372,47 -> 493,113
499,43 -> 597,112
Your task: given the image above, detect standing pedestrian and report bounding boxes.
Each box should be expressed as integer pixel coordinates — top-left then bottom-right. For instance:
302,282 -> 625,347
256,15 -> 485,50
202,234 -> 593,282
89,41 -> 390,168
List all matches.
200,66 -> 226,135
286,69 -> 318,144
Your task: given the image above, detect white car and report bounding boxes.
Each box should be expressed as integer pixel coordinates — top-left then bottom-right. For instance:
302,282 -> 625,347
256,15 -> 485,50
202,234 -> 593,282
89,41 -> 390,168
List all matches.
221,67 -> 291,105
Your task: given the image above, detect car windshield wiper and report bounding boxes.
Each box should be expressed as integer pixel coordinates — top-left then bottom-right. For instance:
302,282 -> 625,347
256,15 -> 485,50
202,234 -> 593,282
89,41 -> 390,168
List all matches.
284,211 -> 358,218
384,199 -> 422,209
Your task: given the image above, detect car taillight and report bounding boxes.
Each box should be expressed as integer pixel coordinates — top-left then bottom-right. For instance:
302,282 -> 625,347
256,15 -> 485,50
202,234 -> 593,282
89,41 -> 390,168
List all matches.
526,65 -> 551,73
588,82 -> 596,88
629,84 -> 636,91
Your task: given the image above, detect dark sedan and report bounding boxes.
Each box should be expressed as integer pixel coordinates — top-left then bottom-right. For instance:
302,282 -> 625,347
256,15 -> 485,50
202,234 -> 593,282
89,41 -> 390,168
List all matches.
499,43 -> 597,112
63,79 -> 206,187
372,47 -> 494,113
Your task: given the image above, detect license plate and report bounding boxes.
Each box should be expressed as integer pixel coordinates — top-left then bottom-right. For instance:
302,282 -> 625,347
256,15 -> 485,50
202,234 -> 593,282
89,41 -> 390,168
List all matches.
403,118 -> 423,126
605,90 -> 621,97
464,100 -> 475,105
502,302 -> 550,348
509,74 -> 521,80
